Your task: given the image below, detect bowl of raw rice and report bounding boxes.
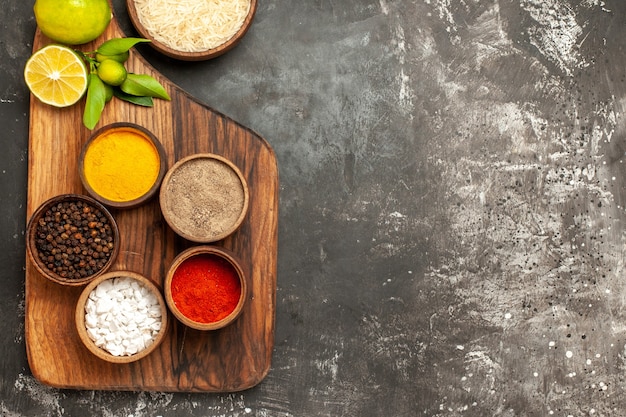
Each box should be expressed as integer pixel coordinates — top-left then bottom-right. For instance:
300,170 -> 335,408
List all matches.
127,0 -> 257,61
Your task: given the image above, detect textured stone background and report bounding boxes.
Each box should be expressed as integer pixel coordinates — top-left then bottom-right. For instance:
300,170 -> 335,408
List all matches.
1,0 -> 624,415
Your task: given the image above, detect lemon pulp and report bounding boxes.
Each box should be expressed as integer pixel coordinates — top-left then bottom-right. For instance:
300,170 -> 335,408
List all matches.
24,44 -> 88,108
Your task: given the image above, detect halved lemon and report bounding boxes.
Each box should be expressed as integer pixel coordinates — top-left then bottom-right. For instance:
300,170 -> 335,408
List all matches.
24,44 -> 88,108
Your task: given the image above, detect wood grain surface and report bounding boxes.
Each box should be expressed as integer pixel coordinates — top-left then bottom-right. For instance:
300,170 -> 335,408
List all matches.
25,6 -> 278,392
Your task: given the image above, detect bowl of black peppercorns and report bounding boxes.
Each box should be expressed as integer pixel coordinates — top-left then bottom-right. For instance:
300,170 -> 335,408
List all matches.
26,194 -> 120,286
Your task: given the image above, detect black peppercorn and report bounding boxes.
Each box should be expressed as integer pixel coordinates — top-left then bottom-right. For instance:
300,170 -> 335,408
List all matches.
34,199 -> 115,280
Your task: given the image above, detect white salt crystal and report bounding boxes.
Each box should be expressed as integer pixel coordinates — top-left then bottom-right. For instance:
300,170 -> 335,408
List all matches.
115,278 -> 131,290
85,314 -> 98,328
106,342 -> 124,357
96,298 -> 113,314
87,328 -> 99,341
96,279 -> 113,294
148,306 -> 161,318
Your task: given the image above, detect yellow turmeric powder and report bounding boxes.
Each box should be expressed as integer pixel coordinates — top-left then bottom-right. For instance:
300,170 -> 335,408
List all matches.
83,127 -> 161,202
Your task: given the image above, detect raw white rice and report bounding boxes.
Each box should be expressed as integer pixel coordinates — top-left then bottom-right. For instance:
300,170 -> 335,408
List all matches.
134,0 -> 251,52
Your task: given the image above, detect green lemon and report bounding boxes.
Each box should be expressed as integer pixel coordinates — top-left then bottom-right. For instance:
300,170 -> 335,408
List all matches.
96,51 -> 130,64
97,59 -> 127,86
34,0 -> 111,45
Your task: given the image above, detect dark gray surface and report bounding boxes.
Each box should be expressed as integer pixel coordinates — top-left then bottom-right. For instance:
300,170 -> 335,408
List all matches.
2,0 -> 625,415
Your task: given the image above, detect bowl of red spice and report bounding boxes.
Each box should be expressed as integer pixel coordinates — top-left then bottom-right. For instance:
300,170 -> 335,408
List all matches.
26,194 -> 120,286
164,246 -> 247,331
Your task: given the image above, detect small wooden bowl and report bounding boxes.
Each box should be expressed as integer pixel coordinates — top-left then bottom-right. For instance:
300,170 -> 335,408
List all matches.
164,246 -> 247,331
126,0 -> 258,61
159,153 -> 249,243
79,123 -> 167,209
75,271 -> 168,363
26,194 -> 120,286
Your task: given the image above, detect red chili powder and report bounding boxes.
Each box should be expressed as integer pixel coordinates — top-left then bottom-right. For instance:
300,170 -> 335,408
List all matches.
171,254 -> 241,323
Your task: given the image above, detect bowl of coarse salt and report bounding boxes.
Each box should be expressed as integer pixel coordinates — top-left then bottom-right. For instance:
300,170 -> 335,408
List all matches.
75,271 -> 168,363
126,0 -> 257,61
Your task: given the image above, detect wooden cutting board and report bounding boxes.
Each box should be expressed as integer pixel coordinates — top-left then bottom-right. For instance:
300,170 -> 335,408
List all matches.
25,5 -> 278,392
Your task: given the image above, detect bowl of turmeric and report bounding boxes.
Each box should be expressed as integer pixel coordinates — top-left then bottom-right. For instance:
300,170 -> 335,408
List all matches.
79,123 -> 167,209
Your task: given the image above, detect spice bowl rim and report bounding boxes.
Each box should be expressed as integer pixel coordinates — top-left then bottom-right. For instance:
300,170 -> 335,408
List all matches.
164,246 -> 248,331
159,153 -> 250,243
26,193 -> 120,287
78,122 -> 167,210
126,0 -> 258,61
75,270 -> 169,364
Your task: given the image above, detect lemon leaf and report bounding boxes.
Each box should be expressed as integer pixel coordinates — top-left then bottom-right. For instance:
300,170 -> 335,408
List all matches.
97,38 -> 150,55
113,89 -> 154,107
83,74 -> 107,129
120,74 -> 170,101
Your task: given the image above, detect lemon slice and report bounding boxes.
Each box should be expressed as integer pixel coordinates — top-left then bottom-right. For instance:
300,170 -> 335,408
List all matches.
24,44 -> 88,108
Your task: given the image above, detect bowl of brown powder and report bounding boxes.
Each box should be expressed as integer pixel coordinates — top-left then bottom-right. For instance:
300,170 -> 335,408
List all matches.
159,153 -> 249,243
127,0 -> 257,61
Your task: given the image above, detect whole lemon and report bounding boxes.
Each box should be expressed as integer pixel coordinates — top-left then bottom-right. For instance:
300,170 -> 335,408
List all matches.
34,0 -> 112,45
97,59 -> 127,86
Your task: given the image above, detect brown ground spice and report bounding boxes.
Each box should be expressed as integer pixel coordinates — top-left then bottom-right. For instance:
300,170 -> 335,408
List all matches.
162,157 -> 245,240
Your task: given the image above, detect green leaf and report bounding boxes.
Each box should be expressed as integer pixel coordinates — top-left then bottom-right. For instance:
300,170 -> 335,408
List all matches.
120,73 -> 171,101
113,89 -> 154,106
83,74 -> 107,130
104,83 -> 114,103
97,38 -> 150,56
